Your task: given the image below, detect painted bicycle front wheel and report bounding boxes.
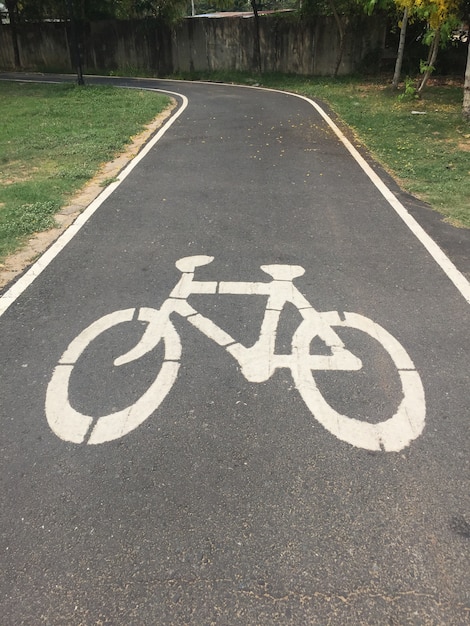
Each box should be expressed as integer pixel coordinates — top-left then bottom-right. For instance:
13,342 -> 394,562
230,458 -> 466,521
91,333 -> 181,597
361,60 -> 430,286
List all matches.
291,311 -> 425,452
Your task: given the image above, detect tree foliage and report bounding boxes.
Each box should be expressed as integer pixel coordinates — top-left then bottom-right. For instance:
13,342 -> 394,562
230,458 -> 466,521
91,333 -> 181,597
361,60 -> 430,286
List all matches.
395,0 -> 458,27
5,0 -> 189,22
392,0 -> 461,92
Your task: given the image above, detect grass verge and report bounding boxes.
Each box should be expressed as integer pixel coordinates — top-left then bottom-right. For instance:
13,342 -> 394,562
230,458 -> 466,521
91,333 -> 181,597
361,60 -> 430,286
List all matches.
1,73 -> 468,273
0,82 -> 170,263
172,71 -> 470,228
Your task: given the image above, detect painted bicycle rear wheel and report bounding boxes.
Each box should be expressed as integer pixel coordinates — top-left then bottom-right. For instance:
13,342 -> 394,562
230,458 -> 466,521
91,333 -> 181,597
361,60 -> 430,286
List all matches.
46,308 -> 181,444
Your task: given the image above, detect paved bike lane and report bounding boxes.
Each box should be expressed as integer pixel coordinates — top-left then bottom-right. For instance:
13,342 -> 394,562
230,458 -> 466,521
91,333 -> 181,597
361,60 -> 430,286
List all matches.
0,76 -> 469,624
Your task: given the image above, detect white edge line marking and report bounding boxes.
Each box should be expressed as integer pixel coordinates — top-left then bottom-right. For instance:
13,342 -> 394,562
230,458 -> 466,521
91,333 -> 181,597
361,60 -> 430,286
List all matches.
1,76 -> 469,308
293,92 -> 470,305
0,87 -> 188,317
158,78 -> 470,305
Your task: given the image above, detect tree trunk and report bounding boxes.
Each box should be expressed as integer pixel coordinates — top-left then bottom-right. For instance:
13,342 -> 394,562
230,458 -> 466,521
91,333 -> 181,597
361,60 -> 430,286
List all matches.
392,7 -> 408,90
250,0 -> 262,74
417,26 -> 441,95
463,38 -> 470,121
328,0 -> 344,77
66,0 -> 85,85
5,0 -> 21,69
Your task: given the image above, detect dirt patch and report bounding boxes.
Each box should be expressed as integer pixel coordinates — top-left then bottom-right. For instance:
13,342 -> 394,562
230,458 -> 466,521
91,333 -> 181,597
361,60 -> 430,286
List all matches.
426,76 -> 464,87
0,100 -> 176,291
0,164 -> 34,186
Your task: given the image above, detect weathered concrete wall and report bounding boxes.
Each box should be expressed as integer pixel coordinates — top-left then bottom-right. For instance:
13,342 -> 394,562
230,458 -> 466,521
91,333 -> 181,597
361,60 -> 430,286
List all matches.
0,19 -> 172,74
172,15 -> 387,75
81,20 -> 172,75
0,16 -> 385,76
0,21 -> 70,71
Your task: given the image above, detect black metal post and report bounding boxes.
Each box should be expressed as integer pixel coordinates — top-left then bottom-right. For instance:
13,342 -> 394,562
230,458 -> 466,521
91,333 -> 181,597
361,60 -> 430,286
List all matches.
66,0 -> 84,85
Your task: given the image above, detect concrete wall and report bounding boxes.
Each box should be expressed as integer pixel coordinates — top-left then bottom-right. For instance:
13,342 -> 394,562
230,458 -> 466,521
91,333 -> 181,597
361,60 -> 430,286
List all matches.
173,15 -> 386,76
0,15 -> 386,76
0,21 -> 70,71
0,19 -> 172,74
81,20 -> 172,75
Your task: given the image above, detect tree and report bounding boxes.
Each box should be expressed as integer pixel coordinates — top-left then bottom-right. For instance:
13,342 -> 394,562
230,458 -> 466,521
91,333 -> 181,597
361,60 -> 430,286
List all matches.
250,0 -> 262,73
300,0 -> 359,77
66,0 -> 84,84
392,6 -> 408,88
5,0 -> 20,68
114,0 -> 189,22
6,0 -> 189,22
464,35 -> 470,120
393,0 -> 459,93
327,0 -> 346,77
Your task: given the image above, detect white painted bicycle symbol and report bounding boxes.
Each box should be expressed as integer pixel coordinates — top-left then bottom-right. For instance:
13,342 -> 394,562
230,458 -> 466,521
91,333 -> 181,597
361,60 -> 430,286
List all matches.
46,255 -> 425,451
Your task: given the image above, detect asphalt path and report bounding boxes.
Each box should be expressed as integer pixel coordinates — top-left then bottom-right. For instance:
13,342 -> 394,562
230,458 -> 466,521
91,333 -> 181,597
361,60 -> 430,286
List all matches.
0,75 -> 469,624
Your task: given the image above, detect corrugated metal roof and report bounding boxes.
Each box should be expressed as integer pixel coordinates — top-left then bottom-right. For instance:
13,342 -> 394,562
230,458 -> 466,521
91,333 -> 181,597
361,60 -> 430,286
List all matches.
187,9 -> 294,18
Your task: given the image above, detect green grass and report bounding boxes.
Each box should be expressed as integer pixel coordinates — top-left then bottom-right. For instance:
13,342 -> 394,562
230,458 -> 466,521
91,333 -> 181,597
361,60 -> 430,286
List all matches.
1,74 -> 468,270
0,82 -> 170,262
172,70 -> 470,228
